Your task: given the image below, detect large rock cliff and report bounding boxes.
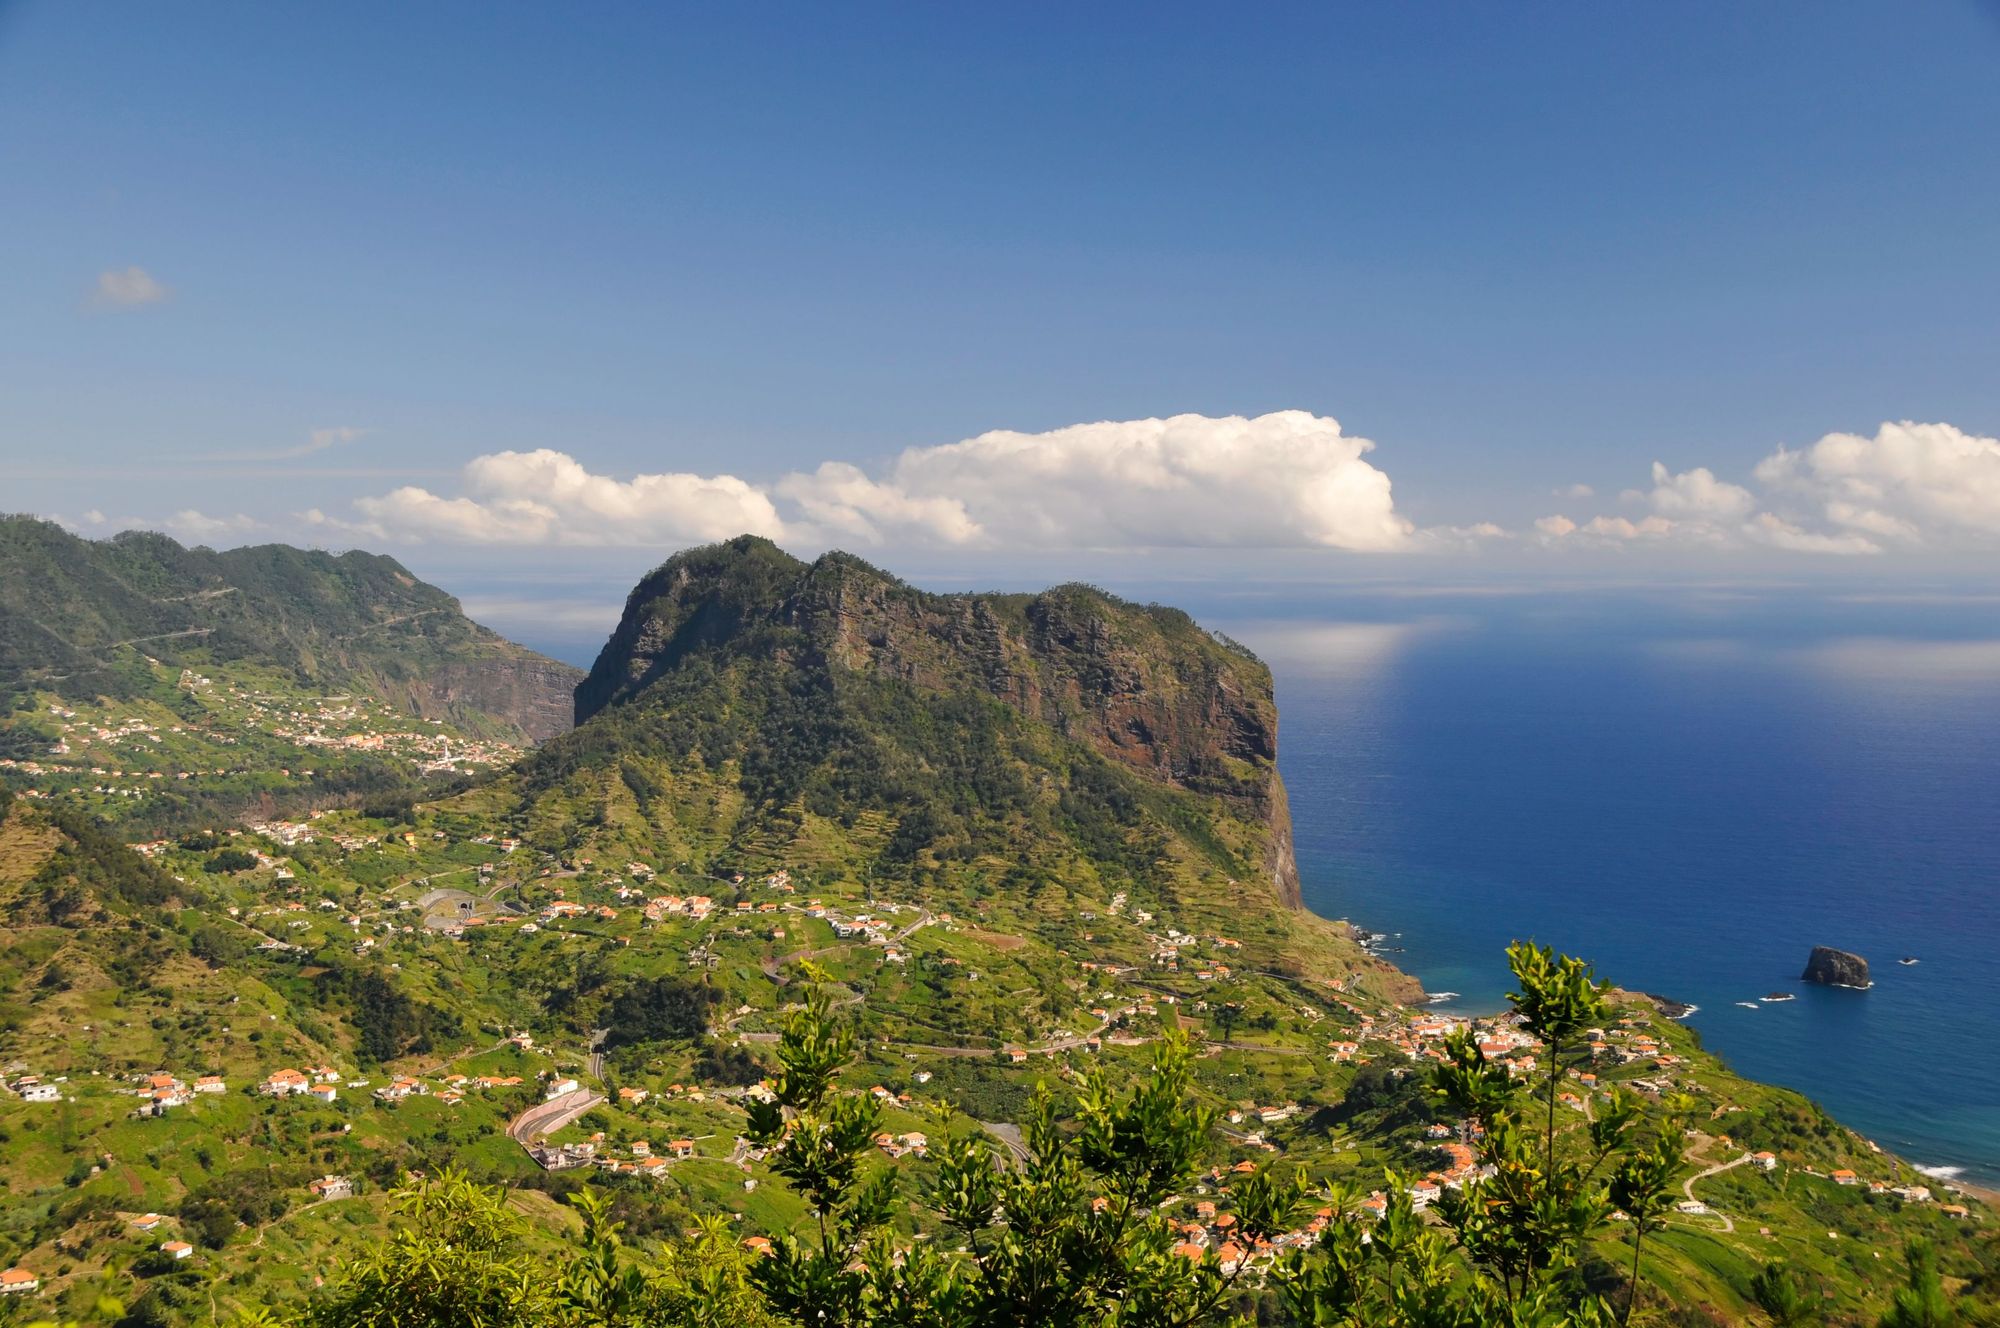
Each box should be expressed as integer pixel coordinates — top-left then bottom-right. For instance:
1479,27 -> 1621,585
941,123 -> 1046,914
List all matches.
568,536 -> 1304,908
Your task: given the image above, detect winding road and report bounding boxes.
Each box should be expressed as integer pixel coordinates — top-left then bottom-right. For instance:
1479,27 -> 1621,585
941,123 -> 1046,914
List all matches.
1681,1151 -> 1753,1234
507,1087 -> 604,1146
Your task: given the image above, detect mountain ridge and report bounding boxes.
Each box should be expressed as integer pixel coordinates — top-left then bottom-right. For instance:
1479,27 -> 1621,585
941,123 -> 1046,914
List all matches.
0,514 -> 581,742
570,534 -> 1305,909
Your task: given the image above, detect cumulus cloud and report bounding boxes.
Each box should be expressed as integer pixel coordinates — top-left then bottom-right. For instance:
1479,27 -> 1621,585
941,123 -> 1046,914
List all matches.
93,266 -> 169,308
1629,461 -> 1756,524
318,414 -> 2000,561
339,412 -> 1416,552
1741,513 -> 1882,556
1555,483 -> 1594,499
788,411 -> 1412,552
1753,421 -> 2000,549
166,510 -> 261,543
54,508 -> 262,545
349,448 -> 786,546
775,461 -> 979,545
1534,423 -> 2000,556
1537,462 -> 1746,548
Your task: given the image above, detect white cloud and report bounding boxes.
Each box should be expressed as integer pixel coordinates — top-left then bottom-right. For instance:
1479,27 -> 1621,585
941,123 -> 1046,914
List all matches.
166,510 -> 261,543
349,448 -> 786,546
1555,483 -> 1594,499
93,266 -> 169,308
301,414 -> 2000,562
1741,513 -> 1880,556
775,461 -> 979,545
1534,428 -> 1997,556
1753,421 -> 2000,549
198,426 -> 365,464
1579,515 -> 1677,540
341,412 -> 1415,552
785,411 -> 1413,552
1634,461 -> 1756,523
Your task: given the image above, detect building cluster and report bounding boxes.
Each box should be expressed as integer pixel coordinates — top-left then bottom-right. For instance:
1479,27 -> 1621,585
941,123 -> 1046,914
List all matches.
129,1071 -> 227,1115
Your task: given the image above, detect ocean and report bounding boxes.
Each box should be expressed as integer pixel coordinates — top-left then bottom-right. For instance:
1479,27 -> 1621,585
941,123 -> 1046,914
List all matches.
1227,589 -> 2000,1187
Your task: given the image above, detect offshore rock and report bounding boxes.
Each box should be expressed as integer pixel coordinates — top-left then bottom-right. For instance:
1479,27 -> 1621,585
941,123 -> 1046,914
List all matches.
1802,946 -> 1871,989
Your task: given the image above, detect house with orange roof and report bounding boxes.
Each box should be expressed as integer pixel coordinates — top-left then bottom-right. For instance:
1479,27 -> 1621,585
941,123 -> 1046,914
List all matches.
160,1241 -> 193,1260
0,1268 -> 38,1294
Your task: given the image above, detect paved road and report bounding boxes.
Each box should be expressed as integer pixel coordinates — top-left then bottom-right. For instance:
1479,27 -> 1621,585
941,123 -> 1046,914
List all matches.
980,1121 -> 1030,1171
507,1088 -> 603,1145
587,1028 -> 608,1080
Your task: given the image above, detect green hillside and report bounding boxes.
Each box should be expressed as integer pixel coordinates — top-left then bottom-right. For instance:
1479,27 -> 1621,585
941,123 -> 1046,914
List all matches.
0,538 -> 1992,1326
0,515 -> 580,740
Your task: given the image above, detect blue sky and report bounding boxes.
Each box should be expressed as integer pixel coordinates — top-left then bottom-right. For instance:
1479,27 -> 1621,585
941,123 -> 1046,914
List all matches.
5,1 -> 2000,631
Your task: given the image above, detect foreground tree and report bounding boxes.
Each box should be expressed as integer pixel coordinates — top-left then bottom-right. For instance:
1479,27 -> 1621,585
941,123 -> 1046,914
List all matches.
743,974 -> 1293,1326
1880,1239 -> 1958,1328
239,1171 -> 549,1328
1750,1260 -> 1819,1327
263,943 -> 1703,1328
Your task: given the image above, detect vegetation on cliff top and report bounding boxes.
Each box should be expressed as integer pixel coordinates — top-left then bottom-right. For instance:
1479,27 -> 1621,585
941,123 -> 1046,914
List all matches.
0,514 -> 579,739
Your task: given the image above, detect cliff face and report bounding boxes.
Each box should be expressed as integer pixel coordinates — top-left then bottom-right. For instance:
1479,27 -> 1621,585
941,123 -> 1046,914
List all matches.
572,536 -> 1303,908
391,654 -> 580,743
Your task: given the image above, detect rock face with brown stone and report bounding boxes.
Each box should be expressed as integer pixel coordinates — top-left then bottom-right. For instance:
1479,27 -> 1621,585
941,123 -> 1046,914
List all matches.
570,535 -> 1305,909
1802,946 -> 1871,989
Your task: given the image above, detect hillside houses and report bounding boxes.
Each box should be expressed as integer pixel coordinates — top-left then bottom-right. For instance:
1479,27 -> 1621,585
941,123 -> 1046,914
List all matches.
9,1076 -> 62,1103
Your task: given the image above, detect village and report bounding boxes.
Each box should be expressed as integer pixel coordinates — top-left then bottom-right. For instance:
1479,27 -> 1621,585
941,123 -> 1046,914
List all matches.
0,786 -> 1984,1311
1,670 -> 520,812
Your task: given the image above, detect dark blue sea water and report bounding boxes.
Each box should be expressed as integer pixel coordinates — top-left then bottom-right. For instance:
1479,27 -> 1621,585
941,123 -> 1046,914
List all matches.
1227,591 -> 2000,1187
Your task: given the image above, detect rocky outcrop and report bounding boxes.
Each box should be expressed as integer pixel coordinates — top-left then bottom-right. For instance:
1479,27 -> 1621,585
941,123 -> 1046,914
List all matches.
580,538 -> 1285,807
1802,946 -> 1871,989
575,535 -> 1305,906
